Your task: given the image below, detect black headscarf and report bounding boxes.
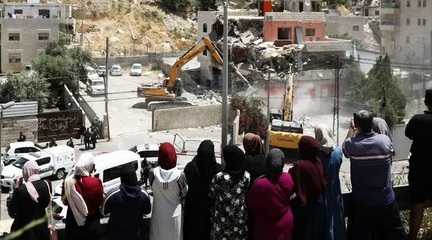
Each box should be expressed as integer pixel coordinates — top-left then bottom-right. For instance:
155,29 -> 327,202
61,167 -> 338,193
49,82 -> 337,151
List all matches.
266,148 -> 285,181
222,145 -> 245,182
194,140 -> 218,183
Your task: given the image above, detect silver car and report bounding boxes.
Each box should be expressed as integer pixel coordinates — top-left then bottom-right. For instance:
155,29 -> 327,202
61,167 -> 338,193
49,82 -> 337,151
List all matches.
110,65 -> 123,76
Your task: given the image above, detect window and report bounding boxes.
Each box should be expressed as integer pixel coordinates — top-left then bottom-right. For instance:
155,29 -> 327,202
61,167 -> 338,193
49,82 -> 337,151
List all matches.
407,0 -> 410,7
305,28 -> 316,36
38,32 -> 49,41
38,9 -> 50,18
103,161 -> 138,183
138,151 -> 158,159
8,33 -> 20,41
36,157 -> 50,166
8,53 -> 21,64
203,23 -> 208,33
406,36 -> 410,43
418,18 -> 421,26
277,28 -> 292,40
418,0 -> 421,7
353,25 -> 360,31
13,9 -> 23,14
406,18 -> 410,25
14,147 -> 38,154
423,19 -> 426,26
423,0 -> 427,7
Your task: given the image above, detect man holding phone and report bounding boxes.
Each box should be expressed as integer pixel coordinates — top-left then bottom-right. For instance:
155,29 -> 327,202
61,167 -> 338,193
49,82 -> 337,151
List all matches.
343,110 -> 406,240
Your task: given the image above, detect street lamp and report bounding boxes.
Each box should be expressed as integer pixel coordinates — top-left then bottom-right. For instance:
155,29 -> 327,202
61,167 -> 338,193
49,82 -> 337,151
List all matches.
0,101 -> 15,221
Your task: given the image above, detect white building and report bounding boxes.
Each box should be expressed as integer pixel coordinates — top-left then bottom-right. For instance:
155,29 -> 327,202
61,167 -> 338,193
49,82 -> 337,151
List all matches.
0,1 -> 74,73
381,0 -> 432,66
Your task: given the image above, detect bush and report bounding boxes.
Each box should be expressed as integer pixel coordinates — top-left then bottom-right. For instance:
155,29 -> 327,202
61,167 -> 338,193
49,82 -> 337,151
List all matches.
231,95 -> 268,138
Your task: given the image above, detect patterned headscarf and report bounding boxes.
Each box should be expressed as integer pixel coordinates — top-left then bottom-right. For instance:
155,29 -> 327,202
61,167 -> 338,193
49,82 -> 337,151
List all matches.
158,143 -> 177,170
22,160 -> 41,203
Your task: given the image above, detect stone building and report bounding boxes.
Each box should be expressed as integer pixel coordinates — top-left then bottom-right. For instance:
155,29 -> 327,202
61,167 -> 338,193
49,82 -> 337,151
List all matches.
0,1 -> 74,73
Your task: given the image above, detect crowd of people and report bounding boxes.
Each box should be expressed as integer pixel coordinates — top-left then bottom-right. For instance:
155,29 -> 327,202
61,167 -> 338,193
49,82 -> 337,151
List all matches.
6,89 -> 432,240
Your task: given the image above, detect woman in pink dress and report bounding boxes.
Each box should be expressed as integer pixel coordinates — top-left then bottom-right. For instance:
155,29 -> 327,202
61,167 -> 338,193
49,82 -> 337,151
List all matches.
247,148 -> 295,240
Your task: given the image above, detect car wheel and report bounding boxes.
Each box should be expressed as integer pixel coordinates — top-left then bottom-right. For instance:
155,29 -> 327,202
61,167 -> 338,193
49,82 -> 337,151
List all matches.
55,169 -> 66,180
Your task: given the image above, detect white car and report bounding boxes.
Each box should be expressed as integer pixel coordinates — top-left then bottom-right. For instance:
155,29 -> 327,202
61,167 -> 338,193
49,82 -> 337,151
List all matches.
1,146 -> 75,188
3,142 -> 42,166
96,65 -> 106,77
130,63 -> 143,76
86,76 -> 105,96
110,65 -> 123,76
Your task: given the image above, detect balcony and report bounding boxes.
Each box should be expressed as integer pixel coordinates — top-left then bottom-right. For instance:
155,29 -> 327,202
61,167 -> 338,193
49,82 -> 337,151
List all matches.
381,2 -> 400,14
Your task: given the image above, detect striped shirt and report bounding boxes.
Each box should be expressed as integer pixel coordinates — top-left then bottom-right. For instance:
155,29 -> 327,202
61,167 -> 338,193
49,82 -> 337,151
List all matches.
343,132 -> 395,207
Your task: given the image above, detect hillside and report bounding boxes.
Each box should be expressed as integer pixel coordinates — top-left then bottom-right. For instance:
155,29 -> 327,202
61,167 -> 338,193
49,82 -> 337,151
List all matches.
66,0 -> 198,56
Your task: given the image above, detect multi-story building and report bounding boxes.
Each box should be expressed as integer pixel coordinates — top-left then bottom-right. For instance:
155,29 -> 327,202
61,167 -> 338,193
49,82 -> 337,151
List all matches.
0,1 -> 74,73
381,0 -> 432,66
282,0 -> 323,12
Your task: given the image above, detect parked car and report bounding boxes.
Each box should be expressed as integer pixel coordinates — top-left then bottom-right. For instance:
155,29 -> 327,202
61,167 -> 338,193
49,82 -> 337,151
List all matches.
110,64 -> 123,76
1,146 -> 75,188
86,74 -> 105,96
96,65 -> 106,77
130,63 -> 143,76
2,142 -> 43,166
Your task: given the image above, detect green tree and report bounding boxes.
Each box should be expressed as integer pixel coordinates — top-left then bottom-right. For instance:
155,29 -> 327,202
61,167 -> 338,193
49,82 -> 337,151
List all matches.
32,41 -> 92,109
195,0 -> 217,11
231,95 -> 268,138
160,0 -> 192,14
0,73 -> 49,111
352,55 -> 406,128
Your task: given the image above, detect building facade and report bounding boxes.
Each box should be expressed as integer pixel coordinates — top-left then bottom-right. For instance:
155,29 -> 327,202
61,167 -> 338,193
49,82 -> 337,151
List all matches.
0,2 -> 74,73
381,0 -> 432,66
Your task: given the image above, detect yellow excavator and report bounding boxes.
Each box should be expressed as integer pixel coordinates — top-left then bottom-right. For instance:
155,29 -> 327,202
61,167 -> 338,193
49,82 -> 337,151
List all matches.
268,72 -> 304,160
137,36 -> 250,105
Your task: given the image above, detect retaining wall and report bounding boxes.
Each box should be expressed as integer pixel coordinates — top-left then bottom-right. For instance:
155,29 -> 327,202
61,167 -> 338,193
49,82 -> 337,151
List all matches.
1,116 -> 38,147
152,105 -> 223,131
92,52 -> 182,68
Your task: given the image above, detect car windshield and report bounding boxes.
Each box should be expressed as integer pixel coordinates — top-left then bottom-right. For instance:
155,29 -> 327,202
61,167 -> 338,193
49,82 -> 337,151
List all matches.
92,81 -> 104,86
13,157 -> 29,169
132,65 -> 141,69
98,66 -> 106,70
112,66 -> 121,70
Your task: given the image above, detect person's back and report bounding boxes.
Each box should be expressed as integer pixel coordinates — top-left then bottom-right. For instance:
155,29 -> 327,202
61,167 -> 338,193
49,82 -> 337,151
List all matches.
244,153 -> 266,184
343,132 -> 394,206
105,171 -> 151,240
343,110 -> 406,240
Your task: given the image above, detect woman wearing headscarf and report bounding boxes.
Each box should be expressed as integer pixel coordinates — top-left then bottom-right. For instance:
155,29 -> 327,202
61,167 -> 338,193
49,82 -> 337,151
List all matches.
209,145 -> 250,240
315,125 -> 346,240
248,148 -> 295,240
62,153 -> 104,240
183,140 -> 222,240
372,117 -> 392,139
243,133 -> 267,184
149,143 -> 187,240
10,160 -> 51,240
103,166 -> 151,240
289,136 -> 327,240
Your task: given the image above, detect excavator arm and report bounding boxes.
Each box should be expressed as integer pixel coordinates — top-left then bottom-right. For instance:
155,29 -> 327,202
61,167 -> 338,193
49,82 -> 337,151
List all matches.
165,36 -> 223,89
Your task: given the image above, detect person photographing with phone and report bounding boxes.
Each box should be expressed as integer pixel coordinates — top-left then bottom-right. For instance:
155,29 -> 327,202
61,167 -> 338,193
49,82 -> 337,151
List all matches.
8,160 -> 51,240
343,110 -> 406,240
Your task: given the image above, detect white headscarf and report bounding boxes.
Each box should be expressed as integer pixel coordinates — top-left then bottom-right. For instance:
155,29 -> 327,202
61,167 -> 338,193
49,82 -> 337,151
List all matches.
314,125 -> 336,148
22,160 -> 41,203
64,153 -> 94,226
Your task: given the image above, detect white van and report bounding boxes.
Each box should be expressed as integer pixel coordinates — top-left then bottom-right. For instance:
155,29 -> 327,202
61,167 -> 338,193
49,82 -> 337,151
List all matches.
1,146 -> 75,188
86,66 -> 105,96
3,142 -> 43,166
53,150 -> 142,196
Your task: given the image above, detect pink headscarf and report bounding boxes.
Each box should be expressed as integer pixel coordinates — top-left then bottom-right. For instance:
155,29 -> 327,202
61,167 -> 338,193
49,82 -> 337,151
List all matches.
22,160 -> 41,203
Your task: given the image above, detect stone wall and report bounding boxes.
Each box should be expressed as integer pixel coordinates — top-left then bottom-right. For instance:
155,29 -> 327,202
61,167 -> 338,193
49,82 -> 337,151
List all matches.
92,52 -> 182,68
1,116 -> 38,147
152,105 -> 222,131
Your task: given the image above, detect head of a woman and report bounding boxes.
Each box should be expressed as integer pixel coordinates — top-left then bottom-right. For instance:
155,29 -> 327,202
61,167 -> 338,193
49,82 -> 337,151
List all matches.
120,165 -> 138,187
266,148 -> 285,181
298,135 -> 321,162
195,140 -> 217,174
243,133 -> 263,156
74,153 -> 95,177
222,145 -> 245,175
158,142 -> 177,170
314,125 -> 335,149
23,160 -> 39,181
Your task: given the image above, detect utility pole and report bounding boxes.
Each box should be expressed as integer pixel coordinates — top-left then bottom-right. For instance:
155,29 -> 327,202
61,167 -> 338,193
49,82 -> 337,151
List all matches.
336,55 -> 340,145
222,0 -> 229,148
104,37 -> 111,141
